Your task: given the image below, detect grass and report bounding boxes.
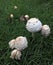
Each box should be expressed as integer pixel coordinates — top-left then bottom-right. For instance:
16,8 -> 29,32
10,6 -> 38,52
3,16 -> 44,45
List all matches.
0,0 -> 53,65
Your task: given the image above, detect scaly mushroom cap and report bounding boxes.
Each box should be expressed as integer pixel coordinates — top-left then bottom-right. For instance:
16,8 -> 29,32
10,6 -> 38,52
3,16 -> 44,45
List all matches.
41,25 -> 50,37
14,36 -> 28,51
26,18 -> 42,32
10,49 -> 22,60
8,39 -> 15,49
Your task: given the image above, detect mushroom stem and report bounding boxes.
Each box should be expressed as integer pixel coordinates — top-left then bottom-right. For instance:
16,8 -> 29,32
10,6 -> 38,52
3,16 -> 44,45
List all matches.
9,18 -> 13,23
32,33 -> 35,40
9,14 -> 14,23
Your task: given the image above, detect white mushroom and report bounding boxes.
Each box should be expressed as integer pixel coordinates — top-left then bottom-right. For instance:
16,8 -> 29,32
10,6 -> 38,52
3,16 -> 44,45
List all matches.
14,6 -> 17,9
41,25 -> 50,37
14,36 -> 28,51
24,15 -> 29,21
26,18 -> 42,38
10,14 -> 14,18
20,15 -> 25,21
8,39 -> 15,49
10,49 -> 22,60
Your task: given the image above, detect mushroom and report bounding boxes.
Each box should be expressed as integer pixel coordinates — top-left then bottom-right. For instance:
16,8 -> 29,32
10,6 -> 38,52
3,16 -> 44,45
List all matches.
14,6 -> 17,9
24,15 -> 29,21
20,15 -> 25,22
8,36 -> 28,50
26,18 -> 42,38
41,25 -> 50,37
10,49 -> 22,60
20,15 -> 29,22
14,36 -> 28,51
9,14 -> 14,23
8,39 -> 15,49
10,14 -> 14,18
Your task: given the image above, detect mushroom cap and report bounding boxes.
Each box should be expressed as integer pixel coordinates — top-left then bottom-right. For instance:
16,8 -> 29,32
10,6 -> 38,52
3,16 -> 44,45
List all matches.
20,15 -> 25,21
15,50 -> 22,60
8,39 -> 15,49
24,15 -> 29,20
14,36 -> 28,51
26,18 -> 42,32
10,14 -> 14,18
14,6 -> 17,9
41,25 -> 50,36
10,49 -> 17,59
10,49 -> 21,60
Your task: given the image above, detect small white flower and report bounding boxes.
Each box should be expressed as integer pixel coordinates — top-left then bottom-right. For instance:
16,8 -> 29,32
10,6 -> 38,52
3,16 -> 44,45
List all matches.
14,36 -> 28,51
41,25 -> 50,37
8,39 -> 15,49
10,49 -> 22,60
26,18 -> 42,33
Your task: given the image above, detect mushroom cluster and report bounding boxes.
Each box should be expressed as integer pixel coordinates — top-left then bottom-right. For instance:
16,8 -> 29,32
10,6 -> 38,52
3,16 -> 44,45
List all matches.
20,15 -> 29,22
9,36 -> 28,60
8,14 -> 51,60
26,17 -> 50,37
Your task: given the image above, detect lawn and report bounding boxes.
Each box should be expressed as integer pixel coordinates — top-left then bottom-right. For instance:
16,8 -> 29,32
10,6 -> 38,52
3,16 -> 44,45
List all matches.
0,0 -> 53,65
